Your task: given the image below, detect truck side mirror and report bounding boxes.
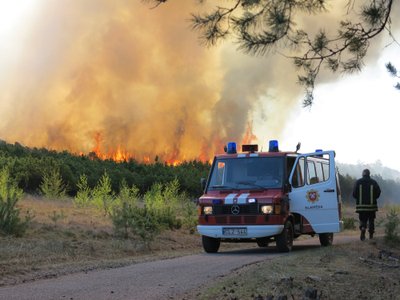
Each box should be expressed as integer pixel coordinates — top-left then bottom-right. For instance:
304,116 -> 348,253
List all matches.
200,178 -> 206,191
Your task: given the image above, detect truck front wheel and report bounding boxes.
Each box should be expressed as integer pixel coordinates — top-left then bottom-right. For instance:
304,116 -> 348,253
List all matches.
256,238 -> 270,248
319,233 -> 333,246
202,235 -> 220,253
276,221 -> 294,252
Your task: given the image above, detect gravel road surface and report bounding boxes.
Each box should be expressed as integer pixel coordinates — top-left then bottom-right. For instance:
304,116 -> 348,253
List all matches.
0,235 -> 356,300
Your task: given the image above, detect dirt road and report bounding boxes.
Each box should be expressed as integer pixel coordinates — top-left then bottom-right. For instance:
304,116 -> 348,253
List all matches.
0,235 -> 356,300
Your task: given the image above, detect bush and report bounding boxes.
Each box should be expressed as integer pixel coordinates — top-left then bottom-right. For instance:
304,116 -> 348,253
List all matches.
0,167 -> 32,236
342,217 -> 357,230
144,179 -> 181,230
92,171 -> 114,216
111,179 -> 188,246
114,179 -> 140,209
111,204 -> 161,246
384,206 -> 400,244
181,199 -> 198,234
73,174 -> 92,208
40,168 -> 67,199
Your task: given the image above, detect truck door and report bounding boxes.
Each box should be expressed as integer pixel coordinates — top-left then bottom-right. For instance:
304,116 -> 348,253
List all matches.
288,151 -> 341,233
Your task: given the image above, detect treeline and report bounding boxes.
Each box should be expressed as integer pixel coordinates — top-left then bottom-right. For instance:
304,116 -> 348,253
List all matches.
338,173 -> 400,204
1,140 -> 400,203
0,140 -> 210,198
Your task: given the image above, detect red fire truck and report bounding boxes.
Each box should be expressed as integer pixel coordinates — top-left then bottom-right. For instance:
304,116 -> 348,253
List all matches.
197,141 -> 343,252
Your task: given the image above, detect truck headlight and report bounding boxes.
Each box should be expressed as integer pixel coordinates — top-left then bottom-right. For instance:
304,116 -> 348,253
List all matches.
261,205 -> 274,214
203,206 -> 213,215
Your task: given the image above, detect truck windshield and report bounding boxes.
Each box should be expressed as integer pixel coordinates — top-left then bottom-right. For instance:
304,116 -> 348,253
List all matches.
208,157 -> 284,191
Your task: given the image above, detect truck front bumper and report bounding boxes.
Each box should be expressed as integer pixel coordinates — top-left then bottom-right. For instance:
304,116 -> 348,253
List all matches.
197,225 -> 284,239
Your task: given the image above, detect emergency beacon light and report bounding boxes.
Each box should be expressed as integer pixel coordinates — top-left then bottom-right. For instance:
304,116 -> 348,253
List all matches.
315,149 -> 323,157
225,142 -> 237,154
269,140 -> 279,152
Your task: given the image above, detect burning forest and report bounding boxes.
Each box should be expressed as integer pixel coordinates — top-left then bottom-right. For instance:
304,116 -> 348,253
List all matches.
0,1 -> 349,163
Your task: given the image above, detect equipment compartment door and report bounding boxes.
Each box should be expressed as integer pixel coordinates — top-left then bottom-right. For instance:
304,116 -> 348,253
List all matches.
288,151 -> 341,233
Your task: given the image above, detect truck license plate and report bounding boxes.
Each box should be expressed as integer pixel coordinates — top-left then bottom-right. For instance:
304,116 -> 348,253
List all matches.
223,227 -> 247,236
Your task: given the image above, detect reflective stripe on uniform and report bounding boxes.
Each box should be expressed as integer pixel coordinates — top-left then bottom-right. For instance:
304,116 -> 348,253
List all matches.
356,205 -> 378,211
370,184 -> 374,205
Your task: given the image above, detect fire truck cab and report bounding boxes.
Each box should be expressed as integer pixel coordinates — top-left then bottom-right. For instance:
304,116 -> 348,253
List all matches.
197,141 -> 343,253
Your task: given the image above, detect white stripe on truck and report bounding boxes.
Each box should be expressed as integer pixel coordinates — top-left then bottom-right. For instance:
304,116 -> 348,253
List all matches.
224,193 -> 237,204
237,193 -> 249,204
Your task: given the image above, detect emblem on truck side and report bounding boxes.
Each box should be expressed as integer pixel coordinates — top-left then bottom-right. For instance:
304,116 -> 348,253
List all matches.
306,189 -> 320,203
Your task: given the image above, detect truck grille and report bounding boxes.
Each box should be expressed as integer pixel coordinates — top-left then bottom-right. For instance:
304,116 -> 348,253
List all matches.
212,204 -> 258,215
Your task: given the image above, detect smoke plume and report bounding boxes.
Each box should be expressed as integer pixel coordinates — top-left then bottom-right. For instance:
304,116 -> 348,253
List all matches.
0,0 -> 396,162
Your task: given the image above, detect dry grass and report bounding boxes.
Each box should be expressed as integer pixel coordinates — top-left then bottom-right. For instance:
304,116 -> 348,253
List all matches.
0,195 -> 202,286
192,238 -> 400,300
188,204 -> 400,300
2,196 -> 399,299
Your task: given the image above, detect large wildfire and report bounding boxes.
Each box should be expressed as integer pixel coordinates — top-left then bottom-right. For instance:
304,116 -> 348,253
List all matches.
89,123 -> 256,165
1,0 -> 297,165
1,1 -> 389,164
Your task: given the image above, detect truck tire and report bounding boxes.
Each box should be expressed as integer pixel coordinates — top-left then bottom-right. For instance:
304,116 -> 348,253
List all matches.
256,238 -> 269,248
202,235 -> 220,253
276,221 -> 294,252
319,233 -> 333,246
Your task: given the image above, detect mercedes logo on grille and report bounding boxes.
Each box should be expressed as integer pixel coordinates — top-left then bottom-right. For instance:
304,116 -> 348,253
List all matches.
231,205 -> 240,215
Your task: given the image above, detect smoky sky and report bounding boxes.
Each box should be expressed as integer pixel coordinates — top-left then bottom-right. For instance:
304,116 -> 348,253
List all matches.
0,0 -> 396,161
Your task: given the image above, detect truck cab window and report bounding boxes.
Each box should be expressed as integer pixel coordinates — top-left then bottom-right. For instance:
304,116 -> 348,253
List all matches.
292,157 -> 305,188
307,160 -> 318,185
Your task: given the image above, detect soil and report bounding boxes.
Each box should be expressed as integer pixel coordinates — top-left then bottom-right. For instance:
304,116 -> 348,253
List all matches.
188,237 -> 400,300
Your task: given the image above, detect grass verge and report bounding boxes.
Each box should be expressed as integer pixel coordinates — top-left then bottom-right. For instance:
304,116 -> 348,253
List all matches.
189,237 -> 400,300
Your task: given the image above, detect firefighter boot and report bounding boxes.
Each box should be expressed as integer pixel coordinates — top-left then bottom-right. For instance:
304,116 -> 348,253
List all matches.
369,232 -> 374,239
360,228 -> 366,241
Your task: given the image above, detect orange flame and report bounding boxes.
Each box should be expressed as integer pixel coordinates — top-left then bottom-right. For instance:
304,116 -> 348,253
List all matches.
241,122 -> 258,145
88,126 -> 260,164
89,133 -> 192,165
90,132 -> 132,162
165,159 -> 181,166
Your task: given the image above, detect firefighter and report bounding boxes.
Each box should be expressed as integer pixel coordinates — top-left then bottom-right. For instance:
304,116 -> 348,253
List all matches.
352,169 -> 381,241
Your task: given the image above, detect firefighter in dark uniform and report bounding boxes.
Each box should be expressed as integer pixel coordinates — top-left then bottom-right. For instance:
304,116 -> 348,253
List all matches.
352,169 -> 381,241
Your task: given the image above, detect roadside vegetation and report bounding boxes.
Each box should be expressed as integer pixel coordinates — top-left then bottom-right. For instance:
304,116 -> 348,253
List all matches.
191,237 -> 400,300
190,204 -> 400,300
0,140 -> 399,290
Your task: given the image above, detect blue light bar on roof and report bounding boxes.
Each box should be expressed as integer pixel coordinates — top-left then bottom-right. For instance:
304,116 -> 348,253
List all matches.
226,142 -> 237,154
269,140 -> 279,152
315,149 -> 323,157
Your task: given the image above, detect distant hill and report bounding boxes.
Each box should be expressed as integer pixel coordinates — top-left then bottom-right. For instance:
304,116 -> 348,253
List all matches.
337,161 -> 400,181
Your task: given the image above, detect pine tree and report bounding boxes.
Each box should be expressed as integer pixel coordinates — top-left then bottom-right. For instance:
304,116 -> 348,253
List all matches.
151,0 -> 395,106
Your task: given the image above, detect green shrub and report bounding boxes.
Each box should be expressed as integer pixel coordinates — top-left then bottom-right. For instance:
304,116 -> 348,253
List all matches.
92,171 -> 114,216
181,199 -> 198,234
40,168 -> 66,199
111,203 -> 161,246
73,174 -> 92,208
144,179 -> 181,230
0,167 -> 32,236
342,217 -> 357,230
384,206 -> 400,244
111,179 -> 187,245
114,179 -> 140,209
